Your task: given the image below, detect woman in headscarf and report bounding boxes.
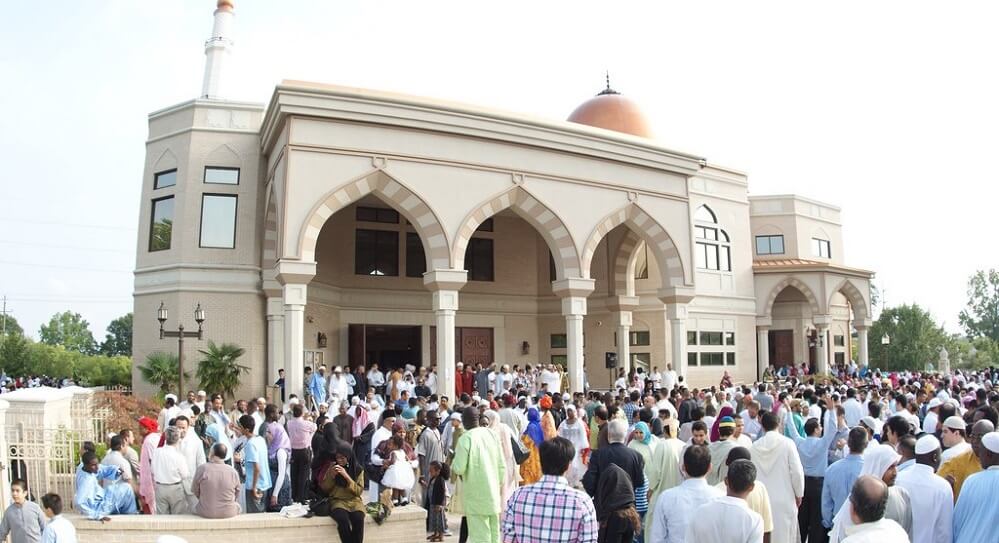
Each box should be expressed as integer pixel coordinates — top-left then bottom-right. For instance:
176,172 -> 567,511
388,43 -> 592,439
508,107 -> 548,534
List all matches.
720,370 -> 733,389
627,422 -> 655,467
783,399 -> 806,439
595,464 -> 641,543
556,405 -> 589,487
264,405 -> 292,510
709,405 -> 736,442
538,395 -> 557,440
827,443 -> 913,543
203,422 -> 232,463
375,420 -> 418,506
483,410 -> 520,510
519,407 -> 544,485
326,443 -> 366,543
441,412 -> 463,463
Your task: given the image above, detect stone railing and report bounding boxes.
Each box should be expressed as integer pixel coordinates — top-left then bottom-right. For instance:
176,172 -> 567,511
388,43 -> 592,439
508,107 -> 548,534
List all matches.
69,505 -> 427,543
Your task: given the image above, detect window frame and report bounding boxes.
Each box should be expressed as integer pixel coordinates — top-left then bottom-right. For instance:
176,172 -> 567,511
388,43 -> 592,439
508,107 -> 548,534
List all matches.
755,235 -> 785,256
629,330 -> 651,347
356,206 -> 400,224
693,206 -> 732,272
464,237 -> 494,281
203,166 -> 240,185
354,228 -> 400,276
198,193 -> 238,249
153,169 -> 177,190
550,334 -> 567,349
148,195 -> 175,252
405,232 -> 427,278
812,238 -> 832,259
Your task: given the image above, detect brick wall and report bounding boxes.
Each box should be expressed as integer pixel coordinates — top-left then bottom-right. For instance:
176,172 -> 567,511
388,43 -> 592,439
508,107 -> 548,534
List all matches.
70,505 -> 426,543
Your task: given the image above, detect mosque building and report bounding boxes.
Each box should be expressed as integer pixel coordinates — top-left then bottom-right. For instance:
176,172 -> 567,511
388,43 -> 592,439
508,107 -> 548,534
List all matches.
132,1 -> 874,400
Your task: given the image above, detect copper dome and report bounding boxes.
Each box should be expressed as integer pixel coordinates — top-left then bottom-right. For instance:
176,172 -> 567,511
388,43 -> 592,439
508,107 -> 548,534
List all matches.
567,85 -> 653,139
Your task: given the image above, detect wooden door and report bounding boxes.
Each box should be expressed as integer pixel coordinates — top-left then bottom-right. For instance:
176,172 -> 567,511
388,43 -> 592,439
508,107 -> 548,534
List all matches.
458,327 -> 493,367
348,324 -> 365,369
769,330 -> 794,367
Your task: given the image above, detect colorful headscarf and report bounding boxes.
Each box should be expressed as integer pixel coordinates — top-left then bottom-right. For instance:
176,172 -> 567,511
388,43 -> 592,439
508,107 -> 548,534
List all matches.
632,421 -> 652,445
539,395 -> 553,410
710,405 -> 735,442
138,416 -> 159,433
204,422 -> 232,461
352,403 -> 369,437
524,407 -> 545,446
266,421 -> 291,459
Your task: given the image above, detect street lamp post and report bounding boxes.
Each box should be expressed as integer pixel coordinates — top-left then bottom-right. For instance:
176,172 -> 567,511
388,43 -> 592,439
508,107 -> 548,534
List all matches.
157,302 -> 206,396
881,333 -> 890,369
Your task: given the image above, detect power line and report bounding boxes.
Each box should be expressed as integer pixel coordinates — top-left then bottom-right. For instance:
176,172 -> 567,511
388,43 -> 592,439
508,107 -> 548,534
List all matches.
0,260 -> 131,274
6,298 -> 131,305
0,239 -> 133,254
0,217 -> 136,232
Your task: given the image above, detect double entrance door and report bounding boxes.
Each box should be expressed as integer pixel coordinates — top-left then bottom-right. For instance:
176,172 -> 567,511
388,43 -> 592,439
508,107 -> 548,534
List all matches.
347,324 -> 494,370
430,326 -> 494,368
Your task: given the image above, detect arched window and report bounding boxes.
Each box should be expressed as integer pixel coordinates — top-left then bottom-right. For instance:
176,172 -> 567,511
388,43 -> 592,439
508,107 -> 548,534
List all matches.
693,205 -> 731,272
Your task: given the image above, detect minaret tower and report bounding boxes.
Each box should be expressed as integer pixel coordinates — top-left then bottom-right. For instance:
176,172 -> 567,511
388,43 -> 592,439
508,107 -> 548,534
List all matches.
201,0 -> 235,99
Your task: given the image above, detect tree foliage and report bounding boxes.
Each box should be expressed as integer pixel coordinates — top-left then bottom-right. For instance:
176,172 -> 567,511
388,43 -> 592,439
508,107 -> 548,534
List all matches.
0,313 -> 24,339
868,304 -> 948,371
100,313 -> 133,356
138,352 -> 188,396
947,335 -> 999,370
0,336 -> 130,387
39,311 -> 96,354
959,269 -> 999,342
196,341 -> 248,400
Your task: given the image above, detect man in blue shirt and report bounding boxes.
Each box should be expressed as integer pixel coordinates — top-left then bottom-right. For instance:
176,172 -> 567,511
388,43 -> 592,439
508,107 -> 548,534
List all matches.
238,414 -> 271,513
821,427 -> 867,530
783,394 -> 839,542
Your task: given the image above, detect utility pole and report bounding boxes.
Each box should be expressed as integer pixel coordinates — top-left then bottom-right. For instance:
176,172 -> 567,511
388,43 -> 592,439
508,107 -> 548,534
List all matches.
0,296 -> 10,345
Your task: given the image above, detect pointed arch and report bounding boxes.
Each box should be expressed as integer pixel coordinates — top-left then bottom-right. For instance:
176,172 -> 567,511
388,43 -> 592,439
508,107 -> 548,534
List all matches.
582,203 -> 686,288
763,276 -> 822,317
298,169 -> 450,270
452,186 -> 581,279
262,184 -> 279,270
152,148 -> 178,172
612,229 -> 643,296
694,204 -> 717,223
205,143 -> 241,165
829,278 -> 870,322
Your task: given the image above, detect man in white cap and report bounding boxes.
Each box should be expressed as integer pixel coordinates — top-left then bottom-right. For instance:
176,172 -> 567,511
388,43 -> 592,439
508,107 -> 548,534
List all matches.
940,416 -> 971,464
952,431 -> 999,543
939,419 -> 995,499
894,434 -> 953,543
328,366 -> 348,404
921,397 -> 942,434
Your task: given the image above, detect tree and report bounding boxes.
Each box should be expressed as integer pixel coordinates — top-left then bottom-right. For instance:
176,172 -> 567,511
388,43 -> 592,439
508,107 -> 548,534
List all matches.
0,333 -> 30,376
946,335 -> 999,370
100,313 -> 133,356
868,304 -> 947,371
138,352 -> 188,396
0,313 -> 24,339
39,311 -> 96,354
958,269 -> 999,342
196,342 -> 248,400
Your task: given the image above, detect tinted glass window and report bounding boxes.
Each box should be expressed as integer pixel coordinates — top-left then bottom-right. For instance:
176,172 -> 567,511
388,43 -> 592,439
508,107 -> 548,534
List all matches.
200,194 -> 237,248
149,196 -> 174,251
204,167 -> 239,185
154,169 -> 177,189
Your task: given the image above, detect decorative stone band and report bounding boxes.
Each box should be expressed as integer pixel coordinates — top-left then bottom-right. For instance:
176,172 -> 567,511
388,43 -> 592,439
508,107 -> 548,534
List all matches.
582,204 -> 686,288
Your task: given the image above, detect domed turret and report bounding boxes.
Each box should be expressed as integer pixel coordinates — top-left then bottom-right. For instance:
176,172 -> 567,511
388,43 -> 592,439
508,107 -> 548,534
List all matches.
567,76 -> 653,138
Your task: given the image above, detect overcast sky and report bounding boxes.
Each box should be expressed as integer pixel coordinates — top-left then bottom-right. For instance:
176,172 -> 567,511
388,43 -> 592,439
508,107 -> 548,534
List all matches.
1,1 -> 996,340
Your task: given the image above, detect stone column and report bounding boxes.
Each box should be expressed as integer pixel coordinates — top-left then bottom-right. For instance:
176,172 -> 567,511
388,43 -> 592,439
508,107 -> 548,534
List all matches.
608,296 -> 640,376
266,296 -> 285,386
757,317 -> 771,380
424,270 -> 468,404
813,314 -> 832,375
276,260 -> 316,401
855,319 -> 871,367
659,287 -> 696,382
553,278 -> 596,394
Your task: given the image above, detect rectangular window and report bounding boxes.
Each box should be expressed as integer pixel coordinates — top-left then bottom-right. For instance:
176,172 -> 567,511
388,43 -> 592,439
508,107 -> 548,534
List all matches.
720,246 -> 731,272
203,166 -> 239,185
726,352 -> 736,366
631,352 -> 651,370
465,237 -> 494,281
834,352 -> 845,365
551,354 -> 567,365
476,218 -> 494,232
356,206 -> 400,224
700,331 -> 724,346
199,194 -> 237,248
629,331 -> 651,346
405,232 -> 426,278
550,334 -> 567,349
724,332 -> 736,346
154,169 -> 177,190
687,331 -> 697,345
812,238 -> 831,258
701,352 -> 725,366
755,235 -> 785,255
834,335 -> 845,347
688,352 -> 698,367
354,229 -> 399,276
696,242 -> 729,271
149,196 -> 175,251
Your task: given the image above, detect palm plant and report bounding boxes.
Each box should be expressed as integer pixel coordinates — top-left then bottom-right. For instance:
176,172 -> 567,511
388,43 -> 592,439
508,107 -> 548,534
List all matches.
196,341 -> 248,400
139,352 -> 188,396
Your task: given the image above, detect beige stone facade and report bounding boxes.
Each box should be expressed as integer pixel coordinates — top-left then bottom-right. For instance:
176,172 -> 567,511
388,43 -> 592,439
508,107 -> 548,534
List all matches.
132,81 -> 874,400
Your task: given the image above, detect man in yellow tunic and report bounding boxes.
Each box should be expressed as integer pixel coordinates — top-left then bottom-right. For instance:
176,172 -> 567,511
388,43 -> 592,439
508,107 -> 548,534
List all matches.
452,409 -> 507,543
939,419 -> 993,501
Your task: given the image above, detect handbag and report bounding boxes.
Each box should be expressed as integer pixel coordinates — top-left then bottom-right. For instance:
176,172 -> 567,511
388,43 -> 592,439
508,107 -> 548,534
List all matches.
511,435 -> 530,465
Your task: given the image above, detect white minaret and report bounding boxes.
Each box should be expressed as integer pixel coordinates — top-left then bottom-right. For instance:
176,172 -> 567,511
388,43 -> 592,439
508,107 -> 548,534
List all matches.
201,0 -> 235,99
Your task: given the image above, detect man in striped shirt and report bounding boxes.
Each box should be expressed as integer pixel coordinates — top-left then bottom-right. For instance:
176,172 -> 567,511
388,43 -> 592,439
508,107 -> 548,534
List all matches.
503,437 -> 598,543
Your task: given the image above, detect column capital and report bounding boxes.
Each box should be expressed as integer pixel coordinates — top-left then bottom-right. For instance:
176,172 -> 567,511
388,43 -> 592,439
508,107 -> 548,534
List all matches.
275,259 -> 316,285
552,277 -> 596,298
756,316 -> 773,328
262,267 -> 281,297
606,295 -> 640,312
423,269 -> 468,291
812,314 -> 833,328
266,296 -> 285,317
432,289 -> 460,312
657,286 -> 695,305
854,319 -> 873,330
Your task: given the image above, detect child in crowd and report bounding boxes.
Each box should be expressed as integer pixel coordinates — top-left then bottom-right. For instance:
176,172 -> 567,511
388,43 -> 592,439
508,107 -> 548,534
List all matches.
426,460 -> 450,542
381,435 -> 417,506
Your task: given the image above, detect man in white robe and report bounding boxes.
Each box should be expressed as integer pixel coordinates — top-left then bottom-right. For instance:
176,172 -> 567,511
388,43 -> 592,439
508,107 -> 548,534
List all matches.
840,476 -> 908,543
952,431 -> 999,543
894,434 -> 953,543
175,416 -> 206,510
751,410 -> 804,543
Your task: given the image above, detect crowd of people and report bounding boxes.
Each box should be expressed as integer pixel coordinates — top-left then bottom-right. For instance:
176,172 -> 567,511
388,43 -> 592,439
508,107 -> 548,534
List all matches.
3,361 -> 999,543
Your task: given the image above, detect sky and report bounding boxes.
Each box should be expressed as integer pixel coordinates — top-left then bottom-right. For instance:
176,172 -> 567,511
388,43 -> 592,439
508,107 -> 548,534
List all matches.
1,0 -> 997,340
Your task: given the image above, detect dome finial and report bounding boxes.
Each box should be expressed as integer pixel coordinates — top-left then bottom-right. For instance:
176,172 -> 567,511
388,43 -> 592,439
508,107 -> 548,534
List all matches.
598,70 -> 619,96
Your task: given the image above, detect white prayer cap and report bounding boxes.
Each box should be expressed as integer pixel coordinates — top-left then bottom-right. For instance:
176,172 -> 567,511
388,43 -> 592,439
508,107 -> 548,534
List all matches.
983,432 -> 999,454
197,390 -> 206,396
319,402 -> 328,408
333,366 -> 342,372
861,444 -> 900,479
927,397 -> 943,409
915,434 -> 941,455
165,394 -> 178,402
942,416 -> 966,431
257,397 -> 267,403
860,416 -> 882,434
288,398 -> 299,406
562,393 -> 571,401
